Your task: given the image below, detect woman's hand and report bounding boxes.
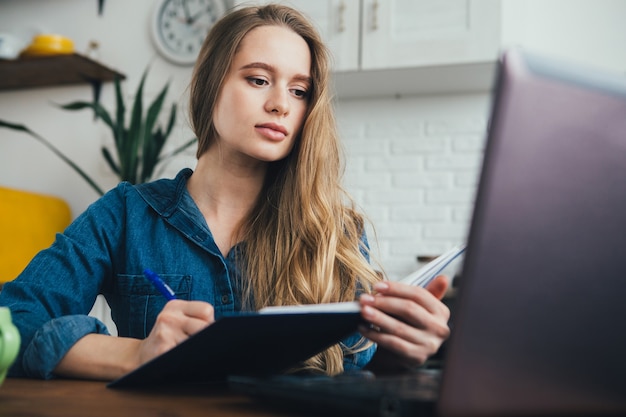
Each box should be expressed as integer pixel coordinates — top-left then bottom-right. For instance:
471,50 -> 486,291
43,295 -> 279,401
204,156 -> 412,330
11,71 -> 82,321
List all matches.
136,300 -> 215,366
359,275 -> 451,373
54,300 -> 215,381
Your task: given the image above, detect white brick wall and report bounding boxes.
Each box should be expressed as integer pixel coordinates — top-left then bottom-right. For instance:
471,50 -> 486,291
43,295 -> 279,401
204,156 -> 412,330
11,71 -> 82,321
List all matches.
336,92 -> 492,280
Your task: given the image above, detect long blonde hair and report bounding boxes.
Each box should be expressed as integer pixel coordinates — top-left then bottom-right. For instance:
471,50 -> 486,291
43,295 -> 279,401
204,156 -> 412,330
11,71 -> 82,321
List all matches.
189,4 -> 381,375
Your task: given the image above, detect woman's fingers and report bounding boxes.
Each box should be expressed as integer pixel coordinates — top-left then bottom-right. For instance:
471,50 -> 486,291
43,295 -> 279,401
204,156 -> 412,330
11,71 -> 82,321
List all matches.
369,280 -> 451,322
425,275 -> 449,300
139,300 -> 215,364
359,280 -> 451,366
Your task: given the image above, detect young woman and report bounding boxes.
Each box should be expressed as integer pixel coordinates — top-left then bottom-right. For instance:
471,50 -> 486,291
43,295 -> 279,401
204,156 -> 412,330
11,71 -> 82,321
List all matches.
0,4 -> 450,381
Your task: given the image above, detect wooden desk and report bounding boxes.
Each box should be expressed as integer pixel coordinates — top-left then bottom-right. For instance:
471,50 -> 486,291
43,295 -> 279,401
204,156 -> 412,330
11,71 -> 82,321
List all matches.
0,378 -> 292,417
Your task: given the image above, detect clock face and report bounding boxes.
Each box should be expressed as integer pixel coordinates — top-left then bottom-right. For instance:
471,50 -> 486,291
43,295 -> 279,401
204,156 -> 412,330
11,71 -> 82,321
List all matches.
151,0 -> 227,66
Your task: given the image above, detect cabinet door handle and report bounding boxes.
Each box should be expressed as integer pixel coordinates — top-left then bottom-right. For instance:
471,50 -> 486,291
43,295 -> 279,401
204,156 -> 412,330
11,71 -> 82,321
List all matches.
338,1 -> 346,32
371,0 -> 379,31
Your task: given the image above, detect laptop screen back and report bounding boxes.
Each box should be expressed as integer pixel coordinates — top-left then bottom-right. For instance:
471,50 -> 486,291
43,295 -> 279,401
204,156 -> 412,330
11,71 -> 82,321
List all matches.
438,49 -> 626,416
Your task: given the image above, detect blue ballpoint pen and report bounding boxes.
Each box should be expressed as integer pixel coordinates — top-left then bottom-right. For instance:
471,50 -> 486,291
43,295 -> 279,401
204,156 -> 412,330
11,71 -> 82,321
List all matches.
143,268 -> 177,301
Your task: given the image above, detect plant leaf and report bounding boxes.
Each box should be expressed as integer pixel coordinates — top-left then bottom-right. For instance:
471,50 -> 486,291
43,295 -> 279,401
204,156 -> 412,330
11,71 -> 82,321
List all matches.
145,82 -> 169,135
125,69 -> 149,184
164,102 -> 177,139
141,130 -> 164,183
101,147 -> 120,176
0,118 -> 105,196
145,102 -> 179,181
141,81 -> 171,182
114,75 -> 126,151
159,137 -> 197,161
59,101 -> 116,135
0,119 -> 30,132
154,136 -> 197,180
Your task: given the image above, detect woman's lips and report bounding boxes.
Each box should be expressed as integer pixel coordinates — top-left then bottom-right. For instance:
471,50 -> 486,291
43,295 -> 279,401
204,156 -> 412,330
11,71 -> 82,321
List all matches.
255,123 -> 288,141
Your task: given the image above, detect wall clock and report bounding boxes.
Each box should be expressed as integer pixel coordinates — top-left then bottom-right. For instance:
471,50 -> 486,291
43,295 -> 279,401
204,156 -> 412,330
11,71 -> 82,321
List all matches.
151,0 -> 228,66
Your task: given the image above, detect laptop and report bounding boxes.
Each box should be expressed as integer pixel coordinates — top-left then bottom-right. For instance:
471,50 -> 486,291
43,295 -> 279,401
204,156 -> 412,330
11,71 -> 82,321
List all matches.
229,48 -> 626,416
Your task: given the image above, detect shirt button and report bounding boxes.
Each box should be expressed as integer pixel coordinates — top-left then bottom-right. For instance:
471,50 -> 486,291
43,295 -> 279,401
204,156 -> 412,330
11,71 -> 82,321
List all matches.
221,295 -> 229,304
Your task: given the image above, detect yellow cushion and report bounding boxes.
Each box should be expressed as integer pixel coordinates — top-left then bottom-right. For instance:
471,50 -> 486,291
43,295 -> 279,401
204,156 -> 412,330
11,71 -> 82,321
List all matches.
0,186 -> 71,284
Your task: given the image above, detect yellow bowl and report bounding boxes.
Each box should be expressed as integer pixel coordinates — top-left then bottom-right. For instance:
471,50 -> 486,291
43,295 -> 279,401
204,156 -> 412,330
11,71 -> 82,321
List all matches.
21,34 -> 74,56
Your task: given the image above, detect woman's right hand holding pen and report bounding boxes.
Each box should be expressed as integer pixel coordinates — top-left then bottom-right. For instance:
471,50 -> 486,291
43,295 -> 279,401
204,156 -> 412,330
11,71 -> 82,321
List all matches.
137,300 -> 215,366
54,299 -> 215,381
136,269 -> 215,365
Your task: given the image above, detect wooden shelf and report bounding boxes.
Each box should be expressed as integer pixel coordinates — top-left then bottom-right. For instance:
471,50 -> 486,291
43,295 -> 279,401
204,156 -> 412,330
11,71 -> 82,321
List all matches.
0,53 -> 125,92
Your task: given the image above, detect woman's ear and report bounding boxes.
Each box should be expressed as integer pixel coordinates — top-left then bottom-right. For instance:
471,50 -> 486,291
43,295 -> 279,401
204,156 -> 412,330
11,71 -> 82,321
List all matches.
425,275 -> 449,300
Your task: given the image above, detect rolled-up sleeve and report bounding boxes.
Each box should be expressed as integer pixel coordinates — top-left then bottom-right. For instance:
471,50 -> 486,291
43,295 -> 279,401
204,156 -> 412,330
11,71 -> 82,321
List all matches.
22,315 -> 110,379
0,185 -> 125,378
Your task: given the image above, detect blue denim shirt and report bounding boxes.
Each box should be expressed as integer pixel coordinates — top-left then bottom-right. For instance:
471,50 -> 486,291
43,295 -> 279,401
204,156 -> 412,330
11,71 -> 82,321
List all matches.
0,168 -> 375,379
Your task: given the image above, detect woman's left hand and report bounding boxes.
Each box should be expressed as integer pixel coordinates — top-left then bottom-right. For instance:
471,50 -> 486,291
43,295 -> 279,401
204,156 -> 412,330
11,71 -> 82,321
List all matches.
359,275 -> 451,372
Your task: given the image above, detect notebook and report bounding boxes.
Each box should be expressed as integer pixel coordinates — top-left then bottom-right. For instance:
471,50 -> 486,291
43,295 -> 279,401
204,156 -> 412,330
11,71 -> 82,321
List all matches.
108,310 -> 364,388
108,240 -> 465,388
229,48 -> 626,416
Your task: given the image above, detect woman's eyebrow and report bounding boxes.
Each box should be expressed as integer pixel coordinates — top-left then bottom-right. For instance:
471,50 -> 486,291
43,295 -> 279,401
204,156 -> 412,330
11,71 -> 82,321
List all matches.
240,62 -> 312,85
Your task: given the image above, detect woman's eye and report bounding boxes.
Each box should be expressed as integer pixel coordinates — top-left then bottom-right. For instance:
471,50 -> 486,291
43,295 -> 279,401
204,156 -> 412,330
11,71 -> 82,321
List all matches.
292,88 -> 309,99
247,77 -> 268,86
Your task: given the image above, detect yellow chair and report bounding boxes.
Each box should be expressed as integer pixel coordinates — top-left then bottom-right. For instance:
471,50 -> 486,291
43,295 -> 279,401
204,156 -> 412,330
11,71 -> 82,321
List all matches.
0,186 -> 71,284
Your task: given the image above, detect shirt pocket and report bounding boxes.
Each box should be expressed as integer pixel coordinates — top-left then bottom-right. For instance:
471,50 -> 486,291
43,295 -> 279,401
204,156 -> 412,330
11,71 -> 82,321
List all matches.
108,273 -> 192,338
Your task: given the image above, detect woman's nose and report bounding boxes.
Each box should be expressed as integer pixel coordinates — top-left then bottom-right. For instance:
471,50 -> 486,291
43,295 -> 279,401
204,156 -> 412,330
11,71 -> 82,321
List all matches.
265,88 -> 289,115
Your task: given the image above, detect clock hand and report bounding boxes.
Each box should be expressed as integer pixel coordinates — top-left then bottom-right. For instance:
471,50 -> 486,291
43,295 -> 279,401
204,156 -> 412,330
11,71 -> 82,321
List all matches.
188,4 -> 215,25
181,0 -> 192,23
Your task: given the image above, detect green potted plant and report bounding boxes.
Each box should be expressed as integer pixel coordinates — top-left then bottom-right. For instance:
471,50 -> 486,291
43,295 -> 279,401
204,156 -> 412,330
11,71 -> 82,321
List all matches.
0,68 -> 197,196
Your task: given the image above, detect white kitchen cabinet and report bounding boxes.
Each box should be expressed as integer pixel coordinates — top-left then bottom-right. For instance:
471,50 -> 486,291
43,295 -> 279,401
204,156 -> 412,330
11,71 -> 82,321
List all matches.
230,0 -> 501,98
360,0 -> 501,70
232,0 -> 500,71
231,0 -> 361,71
229,1 -> 626,99
271,1 -> 361,72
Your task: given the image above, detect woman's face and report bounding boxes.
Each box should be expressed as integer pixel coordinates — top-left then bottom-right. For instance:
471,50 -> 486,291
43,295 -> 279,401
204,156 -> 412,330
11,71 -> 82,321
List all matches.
211,24 -> 312,165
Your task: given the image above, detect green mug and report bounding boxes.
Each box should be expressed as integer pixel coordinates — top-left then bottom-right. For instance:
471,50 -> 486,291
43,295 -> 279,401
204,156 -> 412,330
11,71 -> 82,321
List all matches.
0,307 -> 20,385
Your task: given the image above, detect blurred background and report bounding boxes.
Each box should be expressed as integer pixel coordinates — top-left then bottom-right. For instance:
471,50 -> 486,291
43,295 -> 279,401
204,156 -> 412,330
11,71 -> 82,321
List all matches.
1,0 -> 625,282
